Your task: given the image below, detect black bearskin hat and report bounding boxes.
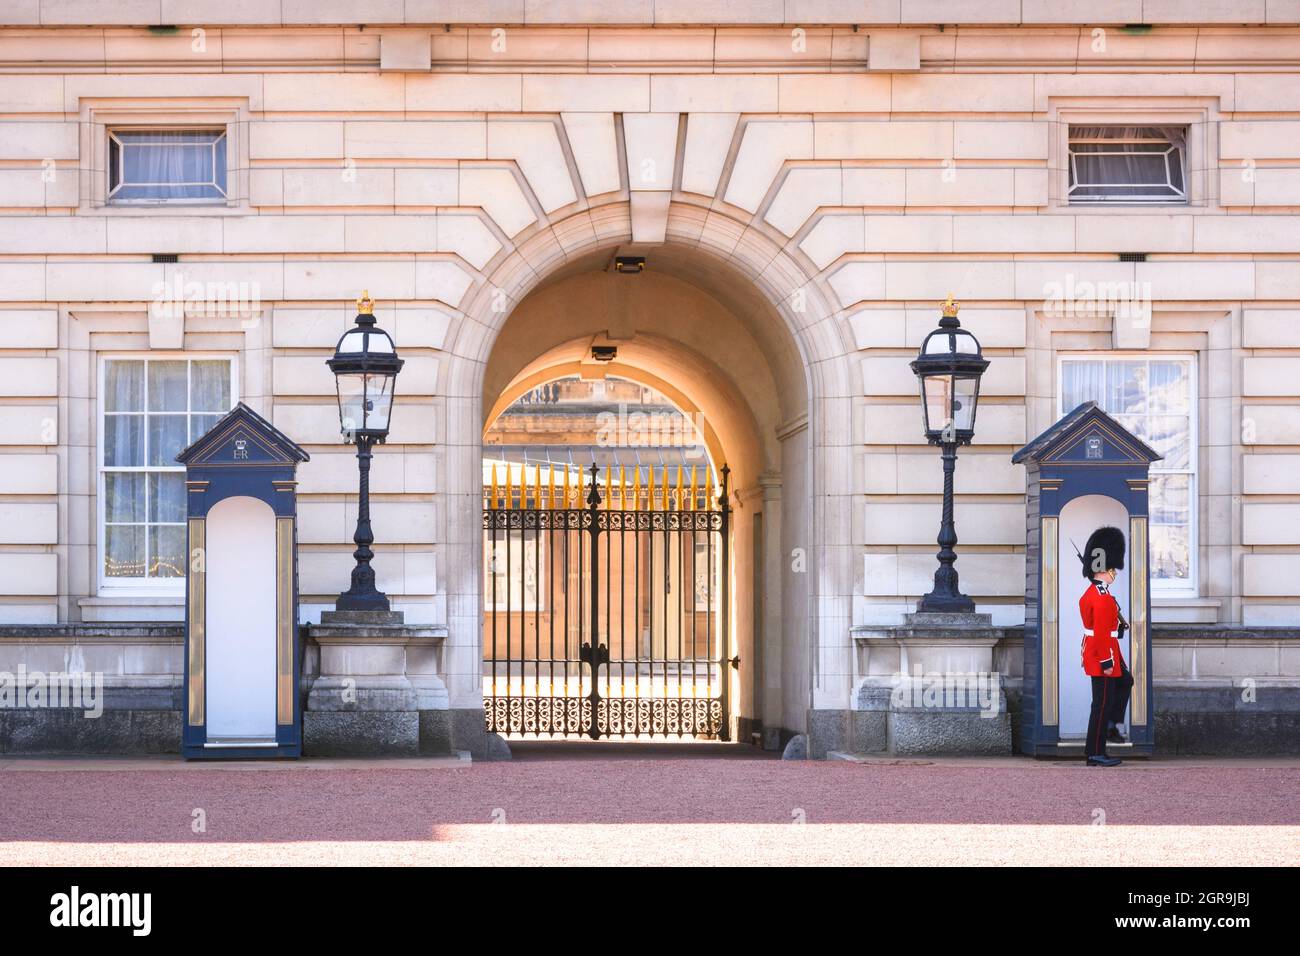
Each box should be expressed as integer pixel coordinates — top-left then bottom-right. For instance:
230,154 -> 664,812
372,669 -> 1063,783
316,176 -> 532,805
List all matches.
1081,525 -> 1125,579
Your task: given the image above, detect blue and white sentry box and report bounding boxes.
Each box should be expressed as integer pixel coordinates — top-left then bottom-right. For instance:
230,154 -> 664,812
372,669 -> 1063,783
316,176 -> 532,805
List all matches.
176,402 -> 309,760
1012,402 -> 1163,758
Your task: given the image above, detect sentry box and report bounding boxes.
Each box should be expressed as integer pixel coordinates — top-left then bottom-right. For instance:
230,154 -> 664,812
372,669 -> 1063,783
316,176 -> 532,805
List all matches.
176,403 -> 309,759
1012,401 -> 1162,758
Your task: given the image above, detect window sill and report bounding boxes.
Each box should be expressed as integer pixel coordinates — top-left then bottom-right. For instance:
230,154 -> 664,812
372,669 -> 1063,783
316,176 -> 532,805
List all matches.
1152,597 -> 1220,625
106,200 -> 229,207
79,596 -> 183,623
78,202 -> 247,217
1048,203 -> 1200,214
1067,201 -> 1189,208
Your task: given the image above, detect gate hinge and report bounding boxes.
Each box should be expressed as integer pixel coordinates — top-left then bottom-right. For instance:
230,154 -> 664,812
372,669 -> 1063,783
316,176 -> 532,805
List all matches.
729,655 -> 740,669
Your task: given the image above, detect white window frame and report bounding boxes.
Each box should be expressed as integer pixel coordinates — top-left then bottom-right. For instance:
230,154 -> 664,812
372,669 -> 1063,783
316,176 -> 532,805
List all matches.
77,101 -> 249,214
1067,126 -> 1188,205
1056,352 -> 1198,596
1046,102 -> 1218,212
97,353 -> 239,595
107,127 -> 229,204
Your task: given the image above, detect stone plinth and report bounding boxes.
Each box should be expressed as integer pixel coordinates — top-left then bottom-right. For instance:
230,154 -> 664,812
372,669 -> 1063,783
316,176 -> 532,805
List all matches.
319,609 -> 407,627
851,612 -> 1013,756
855,612 -> 1003,676
303,612 -> 451,757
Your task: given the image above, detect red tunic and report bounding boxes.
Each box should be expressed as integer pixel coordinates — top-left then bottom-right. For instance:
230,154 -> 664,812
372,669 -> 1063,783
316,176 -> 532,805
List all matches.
1079,581 -> 1125,677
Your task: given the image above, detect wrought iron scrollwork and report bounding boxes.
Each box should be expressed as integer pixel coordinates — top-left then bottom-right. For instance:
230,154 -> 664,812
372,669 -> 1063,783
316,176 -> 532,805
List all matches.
484,463 -> 731,740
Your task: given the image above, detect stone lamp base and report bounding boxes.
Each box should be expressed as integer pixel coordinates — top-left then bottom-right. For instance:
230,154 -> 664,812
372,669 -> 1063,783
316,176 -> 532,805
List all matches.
850,611 -> 1013,756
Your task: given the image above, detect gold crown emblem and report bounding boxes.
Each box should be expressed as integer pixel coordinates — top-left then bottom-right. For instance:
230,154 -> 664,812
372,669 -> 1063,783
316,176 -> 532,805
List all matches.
941,293 -> 960,318
356,290 -> 375,315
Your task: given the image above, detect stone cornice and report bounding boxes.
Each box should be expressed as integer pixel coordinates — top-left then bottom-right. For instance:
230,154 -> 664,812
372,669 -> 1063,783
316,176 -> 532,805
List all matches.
3,22 -> 1300,72
3,1 -> 1298,30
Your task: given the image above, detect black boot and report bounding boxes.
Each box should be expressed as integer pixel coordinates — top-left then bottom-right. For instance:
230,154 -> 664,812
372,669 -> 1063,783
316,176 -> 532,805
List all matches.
1087,755 -> 1122,767
1107,724 -> 1126,744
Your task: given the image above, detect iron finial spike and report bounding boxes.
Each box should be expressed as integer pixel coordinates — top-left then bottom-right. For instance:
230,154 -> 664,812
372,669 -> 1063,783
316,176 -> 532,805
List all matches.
490,463 -> 499,510
618,465 -> 626,510
503,463 -> 512,511
586,462 -> 600,507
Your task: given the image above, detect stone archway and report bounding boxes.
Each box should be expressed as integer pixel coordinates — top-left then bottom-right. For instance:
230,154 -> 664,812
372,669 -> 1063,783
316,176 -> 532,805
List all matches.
439,199 -> 857,756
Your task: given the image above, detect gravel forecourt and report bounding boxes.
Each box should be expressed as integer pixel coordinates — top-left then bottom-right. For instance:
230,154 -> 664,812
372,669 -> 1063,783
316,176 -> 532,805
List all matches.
1,751 -> 1296,866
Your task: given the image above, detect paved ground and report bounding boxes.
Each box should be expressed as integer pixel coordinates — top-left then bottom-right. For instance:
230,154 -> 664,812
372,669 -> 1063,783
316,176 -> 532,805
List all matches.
1,747 -> 1296,865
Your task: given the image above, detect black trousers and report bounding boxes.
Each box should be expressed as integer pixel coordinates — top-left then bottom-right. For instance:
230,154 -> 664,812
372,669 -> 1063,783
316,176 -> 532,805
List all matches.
1085,661 -> 1133,758
1108,661 -> 1134,726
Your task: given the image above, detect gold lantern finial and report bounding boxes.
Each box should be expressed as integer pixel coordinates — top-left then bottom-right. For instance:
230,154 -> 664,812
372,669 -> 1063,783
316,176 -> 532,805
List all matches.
941,293 -> 959,318
356,290 -> 375,315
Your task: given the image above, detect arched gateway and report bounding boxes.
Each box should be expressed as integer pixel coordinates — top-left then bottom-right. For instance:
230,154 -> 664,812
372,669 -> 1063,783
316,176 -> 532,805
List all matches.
437,201 -> 857,748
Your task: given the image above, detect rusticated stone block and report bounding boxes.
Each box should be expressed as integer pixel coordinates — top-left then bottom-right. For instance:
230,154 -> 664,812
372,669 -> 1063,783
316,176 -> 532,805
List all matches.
303,711 -> 419,756
888,709 -> 1012,756
0,708 -> 180,754
418,709 -> 451,755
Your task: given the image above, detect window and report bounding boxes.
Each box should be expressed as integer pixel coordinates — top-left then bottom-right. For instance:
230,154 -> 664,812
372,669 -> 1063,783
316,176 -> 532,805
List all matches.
1059,355 -> 1196,592
1067,126 -> 1187,204
485,529 -> 544,612
108,129 -> 228,202
100,357 -> 235,589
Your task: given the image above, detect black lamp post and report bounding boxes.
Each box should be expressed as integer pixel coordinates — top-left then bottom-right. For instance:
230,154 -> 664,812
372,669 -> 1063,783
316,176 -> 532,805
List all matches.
909,295 -> 989,614
327,291 -> 404,612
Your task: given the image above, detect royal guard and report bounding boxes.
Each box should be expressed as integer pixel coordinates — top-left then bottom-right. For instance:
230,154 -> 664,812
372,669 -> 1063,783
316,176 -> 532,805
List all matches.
1078,525 -> 1134,767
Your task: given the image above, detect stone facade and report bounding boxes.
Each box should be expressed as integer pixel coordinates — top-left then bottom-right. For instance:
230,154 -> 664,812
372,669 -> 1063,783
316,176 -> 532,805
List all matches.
0,3 -> 1298,756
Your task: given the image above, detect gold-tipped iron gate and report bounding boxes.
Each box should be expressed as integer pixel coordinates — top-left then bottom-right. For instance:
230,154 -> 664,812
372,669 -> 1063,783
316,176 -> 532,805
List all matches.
483,463 -> 731,739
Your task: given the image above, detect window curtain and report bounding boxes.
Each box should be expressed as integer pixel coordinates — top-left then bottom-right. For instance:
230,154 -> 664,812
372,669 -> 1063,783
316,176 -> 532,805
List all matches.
1060,359 -> 1106,413
104,360 -> 144,467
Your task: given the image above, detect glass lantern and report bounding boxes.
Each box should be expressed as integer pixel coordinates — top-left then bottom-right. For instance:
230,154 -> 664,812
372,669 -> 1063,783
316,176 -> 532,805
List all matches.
910,296 -> 989,445
327,292 -> 404,443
